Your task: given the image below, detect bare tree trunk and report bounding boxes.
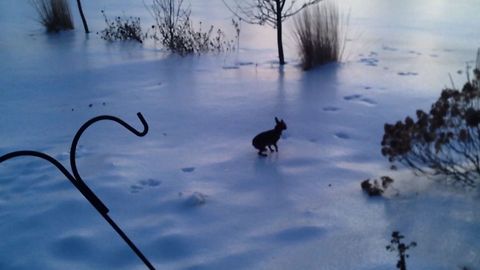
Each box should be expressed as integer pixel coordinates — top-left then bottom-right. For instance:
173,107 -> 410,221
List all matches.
223,0 -> 323,65
77,0 -> 89,33
276,1 -> 285,65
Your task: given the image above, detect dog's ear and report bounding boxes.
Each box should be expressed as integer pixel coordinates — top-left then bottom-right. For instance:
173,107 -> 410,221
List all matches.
275,117 -> 280,124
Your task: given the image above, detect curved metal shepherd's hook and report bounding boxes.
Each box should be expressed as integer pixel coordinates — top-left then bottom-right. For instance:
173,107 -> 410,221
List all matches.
0,113 -> 155,270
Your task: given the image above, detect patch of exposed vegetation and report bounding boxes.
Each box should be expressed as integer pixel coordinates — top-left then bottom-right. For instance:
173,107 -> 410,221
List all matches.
382,52 -> 480,187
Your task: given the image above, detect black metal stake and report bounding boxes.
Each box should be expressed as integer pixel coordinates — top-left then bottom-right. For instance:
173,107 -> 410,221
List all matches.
0,113 -> 155,270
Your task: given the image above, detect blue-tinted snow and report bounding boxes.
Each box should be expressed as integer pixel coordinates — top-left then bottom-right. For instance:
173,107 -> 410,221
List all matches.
0,0 -> 479,269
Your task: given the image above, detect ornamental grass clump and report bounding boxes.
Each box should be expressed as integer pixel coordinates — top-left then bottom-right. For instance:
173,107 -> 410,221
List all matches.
31,0 -> 74,32
293,1 -> 346,70
381,52 -> 480,187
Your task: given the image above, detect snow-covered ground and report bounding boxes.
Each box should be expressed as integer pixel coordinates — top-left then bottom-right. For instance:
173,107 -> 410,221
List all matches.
0,0 -> 479,269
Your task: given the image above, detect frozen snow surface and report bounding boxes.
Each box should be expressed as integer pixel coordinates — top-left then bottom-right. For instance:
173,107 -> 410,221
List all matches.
0,0 -> 479,269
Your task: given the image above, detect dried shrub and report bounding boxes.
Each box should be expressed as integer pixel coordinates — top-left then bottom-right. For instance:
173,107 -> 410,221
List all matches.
148,0 -> 234,55
99,10 -> 144,43
386,231 -> 416,270
293,1 -> 346,70
382,51 -> 480,187
31,0 -> 74,32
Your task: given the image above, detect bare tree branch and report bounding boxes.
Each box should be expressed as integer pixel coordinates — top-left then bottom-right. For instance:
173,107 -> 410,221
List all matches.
223,0 -> 322,65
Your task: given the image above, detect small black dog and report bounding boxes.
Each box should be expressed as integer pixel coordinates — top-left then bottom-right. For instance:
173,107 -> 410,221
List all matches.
252,117 -> 287,156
